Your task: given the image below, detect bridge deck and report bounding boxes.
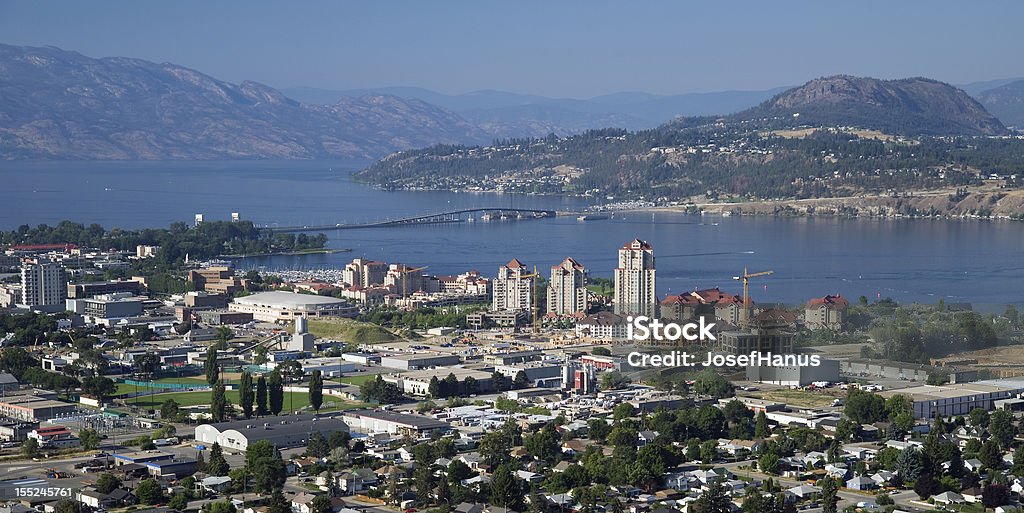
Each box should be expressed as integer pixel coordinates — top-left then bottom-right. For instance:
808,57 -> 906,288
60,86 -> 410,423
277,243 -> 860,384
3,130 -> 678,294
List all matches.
264,208 -> 556,233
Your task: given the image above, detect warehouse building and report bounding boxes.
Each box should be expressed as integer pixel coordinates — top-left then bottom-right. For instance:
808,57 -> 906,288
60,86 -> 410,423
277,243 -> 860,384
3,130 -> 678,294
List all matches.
379,353 -> 461,371
342,410 -> 451,438
194,414 -> 349,452
746,359 -> 841,386
0,394 -> 77,422
228,291 -> 358,322
842,359 -> 977,383
879,379 -> 1024,419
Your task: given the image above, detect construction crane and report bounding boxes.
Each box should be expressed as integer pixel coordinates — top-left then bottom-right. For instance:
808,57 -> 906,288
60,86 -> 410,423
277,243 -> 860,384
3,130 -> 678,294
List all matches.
733,267 -> 774,327
396,265 -> 429,300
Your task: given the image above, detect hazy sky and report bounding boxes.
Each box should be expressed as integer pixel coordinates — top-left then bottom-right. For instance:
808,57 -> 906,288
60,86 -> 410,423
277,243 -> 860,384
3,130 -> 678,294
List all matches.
1,1 -> 1020,98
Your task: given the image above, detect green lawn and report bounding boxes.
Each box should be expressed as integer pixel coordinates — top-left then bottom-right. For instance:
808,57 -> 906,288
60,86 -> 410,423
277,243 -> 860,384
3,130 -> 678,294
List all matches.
307,318 -> 400,343
123,389 -> 367,412
331,374 -> 378,386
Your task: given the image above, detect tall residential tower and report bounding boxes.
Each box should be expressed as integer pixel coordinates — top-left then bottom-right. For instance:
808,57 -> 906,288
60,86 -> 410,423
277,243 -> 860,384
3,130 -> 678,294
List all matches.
547,257 -> 588,316
492,258 -> 533,312
613,239 -> 656,317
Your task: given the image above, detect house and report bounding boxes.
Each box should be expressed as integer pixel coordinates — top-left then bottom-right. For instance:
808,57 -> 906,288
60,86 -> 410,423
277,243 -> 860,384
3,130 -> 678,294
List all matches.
551,461 -> 572,473
335,468 -> 379,495
964,458 -> 985,472
871,470 -> 895,487
78,489 -> 112,509
561,439 -> 593,455
199,476 -> 232,494
961,487 -> 983,503
846,476 -> 876,491
786,484 -> 820,501
824,464 -> 849,479
106,488 -> 137,506
291,492 -> 318,513
516,470 -> 543,483
932,491 -> 964,505
638,430 -> 659,446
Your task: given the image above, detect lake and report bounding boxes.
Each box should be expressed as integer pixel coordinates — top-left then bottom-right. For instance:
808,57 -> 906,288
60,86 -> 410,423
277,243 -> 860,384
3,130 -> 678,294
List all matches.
2,160 -> 1022,305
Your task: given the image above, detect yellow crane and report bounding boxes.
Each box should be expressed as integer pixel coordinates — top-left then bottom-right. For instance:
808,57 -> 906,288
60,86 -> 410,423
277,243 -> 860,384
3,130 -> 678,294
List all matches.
733,267 -> 773,327
396,265 -> 429,300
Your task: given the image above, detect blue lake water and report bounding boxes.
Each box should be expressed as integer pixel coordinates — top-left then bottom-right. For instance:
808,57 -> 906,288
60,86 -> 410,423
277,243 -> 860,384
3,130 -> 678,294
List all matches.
2,160 -> 1022,305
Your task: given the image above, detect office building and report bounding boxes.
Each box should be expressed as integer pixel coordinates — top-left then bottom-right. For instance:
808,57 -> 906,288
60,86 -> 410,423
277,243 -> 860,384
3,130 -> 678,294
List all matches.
67,280 -> 144,299
614,239 -> 656,317
547,257 -> 588,316
492,258 -> 533,312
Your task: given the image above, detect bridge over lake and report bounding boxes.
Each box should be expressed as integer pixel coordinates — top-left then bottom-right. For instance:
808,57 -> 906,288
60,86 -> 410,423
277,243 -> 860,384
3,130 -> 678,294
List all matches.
263,207 -> 557,233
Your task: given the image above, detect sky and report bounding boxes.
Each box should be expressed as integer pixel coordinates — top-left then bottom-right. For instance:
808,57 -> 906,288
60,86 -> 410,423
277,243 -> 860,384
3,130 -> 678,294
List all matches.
0,1 -> 1021,98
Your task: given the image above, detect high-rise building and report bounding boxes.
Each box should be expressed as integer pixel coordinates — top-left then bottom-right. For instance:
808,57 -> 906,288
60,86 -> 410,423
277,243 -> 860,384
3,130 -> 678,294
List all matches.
547,257 -> 588,316
492,258 -> 533,312
19,259 -> 67,311
613,239 -> 656,317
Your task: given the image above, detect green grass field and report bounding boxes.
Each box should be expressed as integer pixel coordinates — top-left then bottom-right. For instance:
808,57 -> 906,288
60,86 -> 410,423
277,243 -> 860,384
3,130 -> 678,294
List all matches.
123,389 -> 367,412
331,374 -> 378,386
307,318 -> 400,343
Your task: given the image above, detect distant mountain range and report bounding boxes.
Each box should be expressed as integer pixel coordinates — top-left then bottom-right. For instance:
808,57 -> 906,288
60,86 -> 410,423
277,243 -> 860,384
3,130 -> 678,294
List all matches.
0,44 -> 487,161
280,85 -> 790,137
0,43 -> 1021,161
974,79 -> 1024,128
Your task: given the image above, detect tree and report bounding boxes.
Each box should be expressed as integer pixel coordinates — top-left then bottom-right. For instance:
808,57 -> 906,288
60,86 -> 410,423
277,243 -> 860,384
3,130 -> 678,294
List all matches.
256,374 -> 269,416
307,432 -> 329,458
913,472 -> 939,499
600,371 -> 631,390
168,492 -> 189,511
79,428 -> 100,450
246,440 -> 287,491
513,370 -> 529,389
211,379 -> 227,422
983,483 -> 1010,508
758,452 -> 780,475
21,438 -> 39,458
135,478 -> 164,504
523,425 -> 560,463
207,443 -> 230,476
979,439 -> 1003,471
692,370 -> 734,399
96,473 -> 121,494
205,346 -> 220,386
268,370 -> 284,415
161,398 -> 181,420
239,371 -> 254,419
204,501 -> 237,513
311,495 -> 332,513
215,326 -> 233,349
268,489 -> 289,513
309,370 -> 324,412
754,410 -> 770,438
694,480 -> 731,513
895,446 -> 921,486
490,464 -> 524,511
844,389 -> 885,424
990,408 -> 1015,446
613,402 -> 635,421
81,376 -> 116,403
968,407 -> 990,429
53,500 -> 83,513
820,476 -> 838,513
700,440 -> 718,463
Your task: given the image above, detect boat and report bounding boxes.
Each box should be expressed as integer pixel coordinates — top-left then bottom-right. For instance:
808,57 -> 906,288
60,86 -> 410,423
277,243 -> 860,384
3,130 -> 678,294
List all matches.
577,213 -> 610,221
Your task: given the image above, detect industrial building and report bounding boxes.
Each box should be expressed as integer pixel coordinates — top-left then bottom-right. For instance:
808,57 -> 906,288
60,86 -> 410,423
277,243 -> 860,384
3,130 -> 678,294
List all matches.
385,367 -> 494,396
878,379 -> 1024,419
194,414 -> 350,452
379,353 -> 461,371
746,359 -> 841,386
341,409 -> 451,438
228,291 -> 358,322
842,359 -> 977,383
0,393 -> 77,421
269,357 -> 355,377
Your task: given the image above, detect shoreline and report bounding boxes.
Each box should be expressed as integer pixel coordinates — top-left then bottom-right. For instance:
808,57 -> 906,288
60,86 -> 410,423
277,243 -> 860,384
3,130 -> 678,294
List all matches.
219,248 -> 352,259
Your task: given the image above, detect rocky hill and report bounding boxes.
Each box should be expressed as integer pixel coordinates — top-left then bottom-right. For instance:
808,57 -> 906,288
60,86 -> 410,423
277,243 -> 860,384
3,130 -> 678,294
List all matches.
738,75 -> 1008,136
0,44 -> 487,161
